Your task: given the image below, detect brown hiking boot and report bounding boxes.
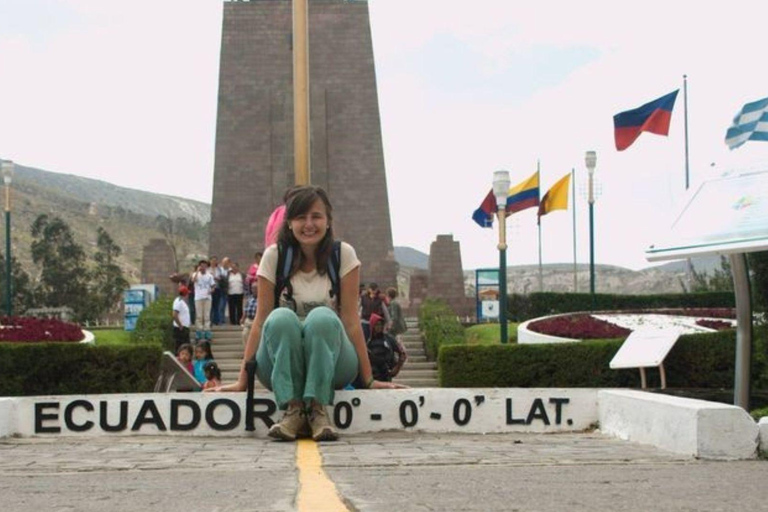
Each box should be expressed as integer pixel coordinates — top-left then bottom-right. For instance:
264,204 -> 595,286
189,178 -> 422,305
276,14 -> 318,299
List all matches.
268,405 -> 307,442
308,403 -> 338,442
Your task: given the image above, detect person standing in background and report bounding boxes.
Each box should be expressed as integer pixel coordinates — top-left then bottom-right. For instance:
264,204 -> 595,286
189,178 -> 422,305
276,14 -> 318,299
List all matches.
209,256 -> 222,326
227,262 -> 245,326
240,280 -> 258,346
172,285 -> 191,351
192,259 -> 215,341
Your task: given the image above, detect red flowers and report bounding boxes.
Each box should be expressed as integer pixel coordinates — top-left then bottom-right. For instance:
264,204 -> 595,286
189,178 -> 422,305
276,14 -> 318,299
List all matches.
528,314 -> 631,340
694,319 -> 734,331
0,316 -> 85,342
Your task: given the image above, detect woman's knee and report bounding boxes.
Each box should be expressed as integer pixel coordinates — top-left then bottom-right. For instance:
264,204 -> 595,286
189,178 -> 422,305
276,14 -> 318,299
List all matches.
303,307 -> 343,337
262,308 -> 302,345
264,308 -> 301,331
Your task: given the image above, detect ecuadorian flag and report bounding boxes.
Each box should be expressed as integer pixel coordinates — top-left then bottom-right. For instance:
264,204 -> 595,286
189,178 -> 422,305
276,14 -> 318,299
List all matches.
506,171 -> 540,214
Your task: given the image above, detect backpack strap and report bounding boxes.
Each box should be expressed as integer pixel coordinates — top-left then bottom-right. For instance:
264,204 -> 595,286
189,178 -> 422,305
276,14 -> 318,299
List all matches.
327,240 -> 342,307
274,243 -> 294,307
275,241 -> 341,309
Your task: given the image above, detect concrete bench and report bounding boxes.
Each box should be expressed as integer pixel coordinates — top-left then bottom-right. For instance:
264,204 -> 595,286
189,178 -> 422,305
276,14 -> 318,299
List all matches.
599,389 -> 758,460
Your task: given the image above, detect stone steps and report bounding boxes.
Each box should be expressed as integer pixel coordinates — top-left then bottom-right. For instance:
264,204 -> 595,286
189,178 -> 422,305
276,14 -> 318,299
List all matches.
212,316 -> 439,387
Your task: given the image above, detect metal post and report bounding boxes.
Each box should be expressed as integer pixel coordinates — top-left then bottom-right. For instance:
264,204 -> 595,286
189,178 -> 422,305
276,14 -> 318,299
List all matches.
585,151 -> 597,310
571,168 -> 577,293
730,253 -> 752,410
683,74 -> 690,190
4,177 -> 10,317
588,179 -> 596,309
293,0 -> 311,185
498,206 -> 508,344
4,210 -> 10,317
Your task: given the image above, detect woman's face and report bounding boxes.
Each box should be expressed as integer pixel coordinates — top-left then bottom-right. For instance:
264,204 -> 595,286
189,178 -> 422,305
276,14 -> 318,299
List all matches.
289,198 -> 328,248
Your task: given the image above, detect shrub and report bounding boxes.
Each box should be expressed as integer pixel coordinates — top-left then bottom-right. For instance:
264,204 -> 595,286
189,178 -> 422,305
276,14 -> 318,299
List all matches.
439,330 -> 737,388
0,316 -> 84,342
419,299 -> 465,360
507,292 -> 736,322
131,298 -> 173,350
0,343 -> 162,396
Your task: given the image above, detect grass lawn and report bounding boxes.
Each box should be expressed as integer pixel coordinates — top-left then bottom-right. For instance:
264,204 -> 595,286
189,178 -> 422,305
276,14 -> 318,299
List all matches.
465,322 -> 518,345
91,329 -> 133,346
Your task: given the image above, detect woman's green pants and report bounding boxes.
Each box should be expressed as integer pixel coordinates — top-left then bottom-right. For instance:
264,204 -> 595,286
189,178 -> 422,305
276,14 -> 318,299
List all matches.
255,306 -> 359,409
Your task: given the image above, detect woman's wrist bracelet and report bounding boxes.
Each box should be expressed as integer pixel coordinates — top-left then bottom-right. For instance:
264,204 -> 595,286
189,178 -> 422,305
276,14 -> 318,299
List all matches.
365,376 -> 375,389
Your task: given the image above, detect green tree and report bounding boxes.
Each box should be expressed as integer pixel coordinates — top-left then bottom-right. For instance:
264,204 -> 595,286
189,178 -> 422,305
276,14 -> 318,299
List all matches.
30,214 -> 91,320
690,257 -> 734,293
90,227 -> 129,319
0,252 -> 35,315
749,251 -> 768,315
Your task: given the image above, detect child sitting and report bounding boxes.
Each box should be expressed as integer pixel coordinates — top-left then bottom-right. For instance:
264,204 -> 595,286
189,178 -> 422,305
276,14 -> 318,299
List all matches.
193,341 -> 215,385
176,343 -> 194,375
367,313 -> 407,382
202,361 -> 222,390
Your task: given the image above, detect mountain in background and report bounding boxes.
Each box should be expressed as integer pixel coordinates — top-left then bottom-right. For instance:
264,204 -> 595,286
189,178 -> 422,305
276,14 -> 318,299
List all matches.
7,164 -> 210,283
4,164 -> 723,294
394,246 -> 429,270
15,166 -> 210,223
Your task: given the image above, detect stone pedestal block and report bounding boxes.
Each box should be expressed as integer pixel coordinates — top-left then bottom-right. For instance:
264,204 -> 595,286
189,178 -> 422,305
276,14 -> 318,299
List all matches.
141,239 -> 176,298
428,235 -> 471,316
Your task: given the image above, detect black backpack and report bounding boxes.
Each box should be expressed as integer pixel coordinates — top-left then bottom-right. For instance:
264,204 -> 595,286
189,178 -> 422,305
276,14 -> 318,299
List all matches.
367,333 -> 396,382
274,240 -> 342,310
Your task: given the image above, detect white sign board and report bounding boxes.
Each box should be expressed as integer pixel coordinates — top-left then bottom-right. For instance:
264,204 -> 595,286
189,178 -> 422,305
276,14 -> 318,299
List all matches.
646,170 -> 768,261
610,329 -> 681,369
156,352 -> 202,392
481,300 -> 499,319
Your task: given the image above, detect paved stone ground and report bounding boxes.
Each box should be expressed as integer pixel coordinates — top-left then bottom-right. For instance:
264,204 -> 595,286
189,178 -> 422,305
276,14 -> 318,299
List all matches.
1,433 -> 767,511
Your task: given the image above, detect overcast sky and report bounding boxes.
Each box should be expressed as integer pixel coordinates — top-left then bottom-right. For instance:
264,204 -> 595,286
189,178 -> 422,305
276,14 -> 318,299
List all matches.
1,0 -> 768,271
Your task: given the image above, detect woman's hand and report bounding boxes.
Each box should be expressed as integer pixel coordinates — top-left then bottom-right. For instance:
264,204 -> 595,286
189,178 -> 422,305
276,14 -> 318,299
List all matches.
371,380 -> 408,389
205,380 -> 247,392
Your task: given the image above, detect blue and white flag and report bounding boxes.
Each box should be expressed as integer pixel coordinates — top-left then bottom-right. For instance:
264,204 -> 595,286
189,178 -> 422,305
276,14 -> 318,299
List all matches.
725,96 -> 768,150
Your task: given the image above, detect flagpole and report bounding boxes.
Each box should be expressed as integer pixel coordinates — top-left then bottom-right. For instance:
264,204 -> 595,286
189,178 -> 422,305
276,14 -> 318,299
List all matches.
537,161 -> 543,292
571,167 -> 577,293
683,74 -> 690,190
683,74 -> 694,291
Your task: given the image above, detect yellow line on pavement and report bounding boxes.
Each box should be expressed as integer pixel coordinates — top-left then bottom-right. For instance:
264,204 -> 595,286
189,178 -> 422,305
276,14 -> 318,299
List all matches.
296,439 -> 349,512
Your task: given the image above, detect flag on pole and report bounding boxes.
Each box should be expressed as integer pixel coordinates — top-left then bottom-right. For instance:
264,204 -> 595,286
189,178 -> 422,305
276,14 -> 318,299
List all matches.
725,96 -> 768,150
472,171 -> 540,228
471,190 -> 496,228
506,171 -> 540,214
537,173 -> 571,223
613,90 -> 679,151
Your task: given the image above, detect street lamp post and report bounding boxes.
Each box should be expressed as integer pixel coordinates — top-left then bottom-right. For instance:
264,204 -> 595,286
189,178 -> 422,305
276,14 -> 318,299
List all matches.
492,170 -> 511,344
1,160 -> 13,317
585,151 -> 597,310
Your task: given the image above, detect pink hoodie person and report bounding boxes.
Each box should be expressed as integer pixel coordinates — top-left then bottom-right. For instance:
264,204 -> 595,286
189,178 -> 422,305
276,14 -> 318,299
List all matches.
264,204 -> 285,248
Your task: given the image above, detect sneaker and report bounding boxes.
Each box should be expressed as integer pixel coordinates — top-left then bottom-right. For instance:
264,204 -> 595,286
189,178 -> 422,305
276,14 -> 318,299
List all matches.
308,403 -> 338,442
268,405 -> 307,442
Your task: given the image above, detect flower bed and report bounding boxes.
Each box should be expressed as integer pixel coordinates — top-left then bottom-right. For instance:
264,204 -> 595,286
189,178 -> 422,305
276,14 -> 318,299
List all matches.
527,314 -> 631,340
695,319 -> 734,331
0,316 -> 85,342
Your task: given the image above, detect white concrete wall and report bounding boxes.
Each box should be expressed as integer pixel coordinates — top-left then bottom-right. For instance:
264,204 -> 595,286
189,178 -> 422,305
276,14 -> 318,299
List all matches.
758,417 -> 768,455
599,390 -> 758,460
0,398 -> 15,438
0,389 -> 598,438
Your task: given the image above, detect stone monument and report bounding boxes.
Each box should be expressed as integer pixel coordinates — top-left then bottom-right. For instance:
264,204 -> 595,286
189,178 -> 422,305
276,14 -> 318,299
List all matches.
209,0 -> 397,287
